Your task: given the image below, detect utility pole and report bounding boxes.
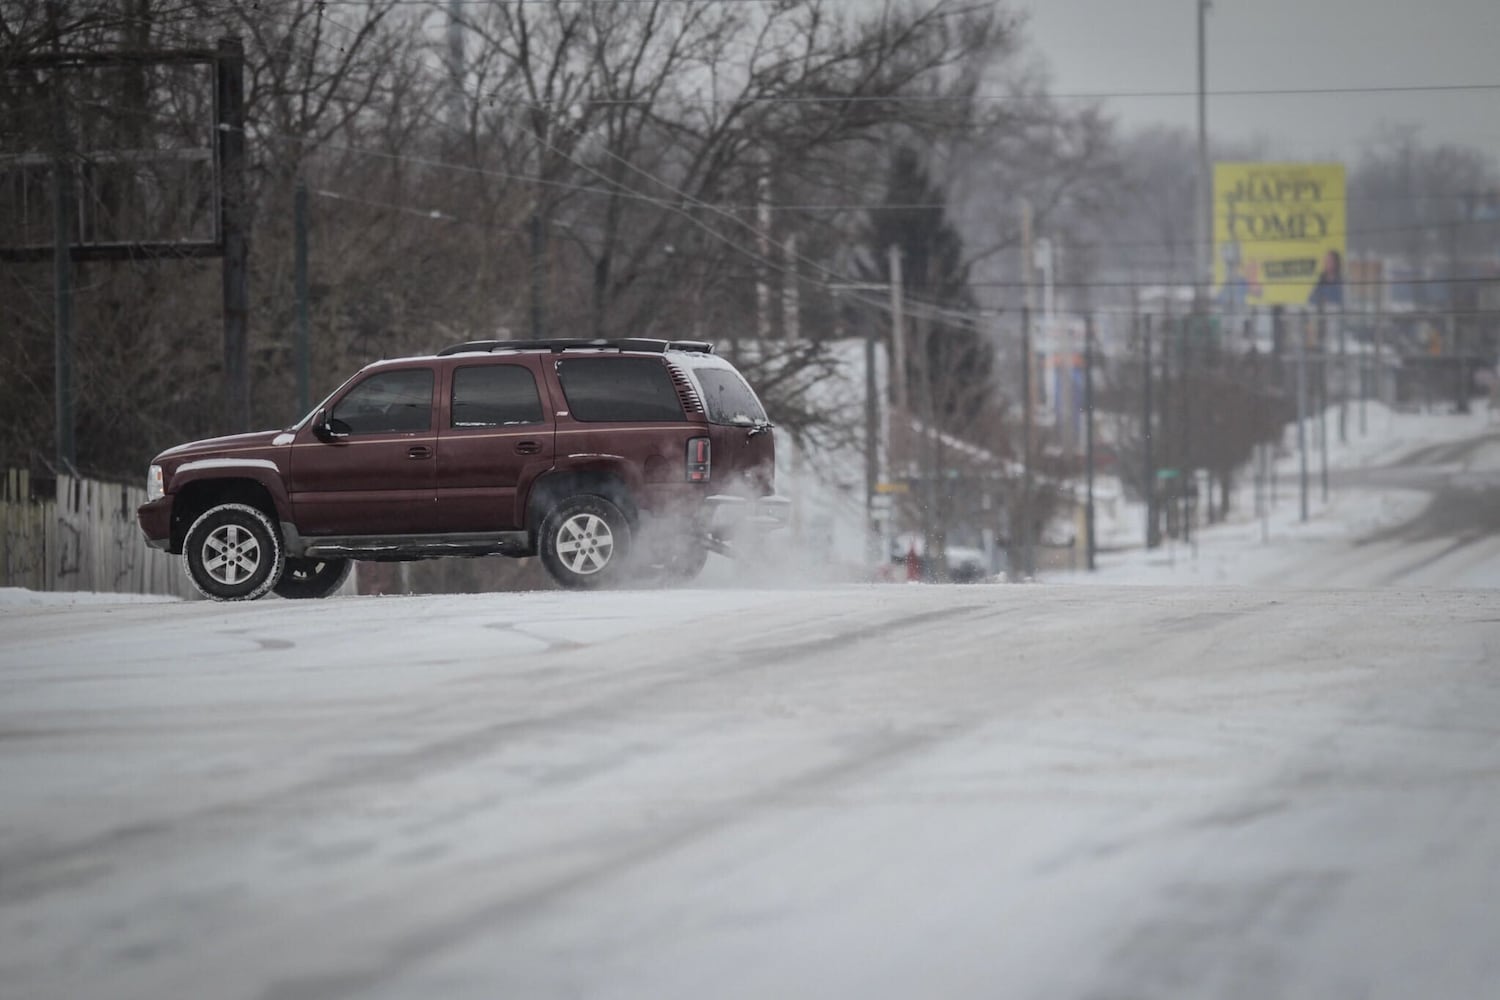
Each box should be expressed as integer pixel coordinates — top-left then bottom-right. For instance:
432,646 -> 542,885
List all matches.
864,309 -> 880,564
294,180 -> 311,416
1293,306 -> 1309,523
1371,261 -> 1385,419
756,169 -> 773,343
529,210 -> 546,340
1084,313 -> 1096,571
1159,313 -> 1174,539
446,0 -> 466,130
783,233 -> 800,341
1179,315 -> 1192,548
217,36 -> 249,433
782,232 -> 803,543
1318,299 -> 1329,503
1143,312 -> 1158,548
1020,305 -> 1034,579
1251,338 -> 1269,543
1337,302 -> 1348,445
888,244 -> 906,413
1443,210 -> 1467,412
48,1 -> 75,471
1020,199 -> 1036,579
1195,0 -> 1212,308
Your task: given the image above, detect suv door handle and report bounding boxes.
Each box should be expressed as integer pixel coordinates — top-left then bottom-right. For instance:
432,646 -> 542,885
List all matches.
407,446 -> 432,460
514,441 -> 542,455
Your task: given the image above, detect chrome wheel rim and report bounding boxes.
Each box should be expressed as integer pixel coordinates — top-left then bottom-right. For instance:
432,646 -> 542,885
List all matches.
202,523 -> 262,586
555,513 -> 614,576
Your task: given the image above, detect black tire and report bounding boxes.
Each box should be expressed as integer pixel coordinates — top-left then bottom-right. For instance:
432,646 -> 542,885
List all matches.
183,502 -> 284,602
655,542 -> 708,584
629,515 -> 709,586
273,556 -> 353,600
539,495 -> 631,589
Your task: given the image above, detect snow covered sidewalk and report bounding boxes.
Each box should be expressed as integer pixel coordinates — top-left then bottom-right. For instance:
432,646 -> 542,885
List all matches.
1065,402 -> 1500,588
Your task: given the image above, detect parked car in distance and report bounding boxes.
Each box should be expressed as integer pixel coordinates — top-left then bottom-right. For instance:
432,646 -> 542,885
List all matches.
137,338 -> 789,599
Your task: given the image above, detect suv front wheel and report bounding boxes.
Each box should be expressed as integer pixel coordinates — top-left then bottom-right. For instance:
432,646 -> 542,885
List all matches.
183,502 -> 285,601
540,495 -> 631,589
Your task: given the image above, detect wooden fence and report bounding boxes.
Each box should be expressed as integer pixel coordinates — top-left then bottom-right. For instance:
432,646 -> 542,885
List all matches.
1,468 -> 196,598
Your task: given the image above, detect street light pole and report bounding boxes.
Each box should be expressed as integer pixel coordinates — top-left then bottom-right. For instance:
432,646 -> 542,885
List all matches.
1295,307 -> 1309,523
1143,312 -> 1157,549
1020,200 -> 1036,579
888,245 -> 906,414
1084,313 -> 1096,571
1195,0 -> 1212,307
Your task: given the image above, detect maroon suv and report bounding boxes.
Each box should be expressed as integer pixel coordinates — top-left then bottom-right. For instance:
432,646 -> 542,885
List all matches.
137,339 -> 789,599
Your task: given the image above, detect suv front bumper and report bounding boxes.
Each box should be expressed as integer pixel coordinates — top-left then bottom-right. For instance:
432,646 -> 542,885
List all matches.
138,496 -> 173,551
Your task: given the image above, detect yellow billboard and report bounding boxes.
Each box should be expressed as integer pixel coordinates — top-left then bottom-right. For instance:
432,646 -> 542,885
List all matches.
1213,162 -> 1345,308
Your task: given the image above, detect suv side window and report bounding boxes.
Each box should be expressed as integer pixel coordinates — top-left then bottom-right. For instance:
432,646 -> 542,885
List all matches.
452,364 -> 544,427
332,368 -> 434,434
557,357 -> 684,422
692,366 -> 767,425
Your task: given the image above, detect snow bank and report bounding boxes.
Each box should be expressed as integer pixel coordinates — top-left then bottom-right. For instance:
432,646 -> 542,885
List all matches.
0,587 -> 181,611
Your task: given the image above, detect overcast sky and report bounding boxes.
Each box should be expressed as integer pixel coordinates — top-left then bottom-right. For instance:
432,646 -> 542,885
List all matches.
1021,0 -> 1500,167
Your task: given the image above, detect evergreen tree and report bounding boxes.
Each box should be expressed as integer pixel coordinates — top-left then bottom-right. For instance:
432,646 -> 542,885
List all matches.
864,146 -> 992,433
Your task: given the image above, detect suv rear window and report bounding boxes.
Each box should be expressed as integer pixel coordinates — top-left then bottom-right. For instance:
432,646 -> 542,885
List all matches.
557,357 -> 685,422
693,367 -> 767,425
451,364 -> 544,427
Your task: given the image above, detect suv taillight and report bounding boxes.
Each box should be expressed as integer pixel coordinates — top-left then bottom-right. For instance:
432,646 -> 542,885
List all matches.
686,437 -> 711,482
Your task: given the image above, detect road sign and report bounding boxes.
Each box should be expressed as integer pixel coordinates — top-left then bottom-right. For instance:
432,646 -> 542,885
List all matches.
1156,468 -> 1180,480
874,481 -> 910,495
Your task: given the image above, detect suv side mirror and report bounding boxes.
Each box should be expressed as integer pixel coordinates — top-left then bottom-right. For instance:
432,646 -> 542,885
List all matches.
313,409 -> 352,442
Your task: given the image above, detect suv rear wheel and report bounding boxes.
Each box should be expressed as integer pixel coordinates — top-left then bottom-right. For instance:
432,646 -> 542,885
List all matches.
540,495 -> 631,589
183,502 -> 285,601
662,543 -> 709,582
273,557 -> 353,600
637,539 -> 708,585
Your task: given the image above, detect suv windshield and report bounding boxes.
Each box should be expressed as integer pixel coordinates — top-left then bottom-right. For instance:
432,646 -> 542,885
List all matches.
692,366 -> 767,425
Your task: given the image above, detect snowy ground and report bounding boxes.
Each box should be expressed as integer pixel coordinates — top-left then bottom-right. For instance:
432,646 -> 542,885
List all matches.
2,406 -> 1499,1000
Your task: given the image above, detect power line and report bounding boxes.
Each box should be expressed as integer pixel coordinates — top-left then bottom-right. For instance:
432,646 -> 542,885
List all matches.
712,193 -> 1500,211
320,0 -> 778,4
14,16 -> 1500,363
30,101 -> 1500,272
301,159 -> 981,329
994,304 -> 1500,319
39,100 -> 1500,330
323,21 -> 994,333
963,274 -> 1500,290
24,51 -> 1500,333
567,82 -> 1500,106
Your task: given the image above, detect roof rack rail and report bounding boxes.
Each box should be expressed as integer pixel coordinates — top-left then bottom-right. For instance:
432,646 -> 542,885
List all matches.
437,338 -> 715,357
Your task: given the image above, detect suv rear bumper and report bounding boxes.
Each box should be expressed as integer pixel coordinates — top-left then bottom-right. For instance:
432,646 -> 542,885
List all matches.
705,493 -> 792,530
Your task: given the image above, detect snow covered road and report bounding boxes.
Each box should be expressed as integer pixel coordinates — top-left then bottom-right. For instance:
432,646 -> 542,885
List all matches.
3,584 -> 1499,999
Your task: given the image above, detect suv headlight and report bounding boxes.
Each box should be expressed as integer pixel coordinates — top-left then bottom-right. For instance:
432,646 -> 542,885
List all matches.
146,464 -> 164,501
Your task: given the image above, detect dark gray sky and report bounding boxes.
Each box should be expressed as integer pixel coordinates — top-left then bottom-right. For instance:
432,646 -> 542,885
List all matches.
1022,0 -> 1500,165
